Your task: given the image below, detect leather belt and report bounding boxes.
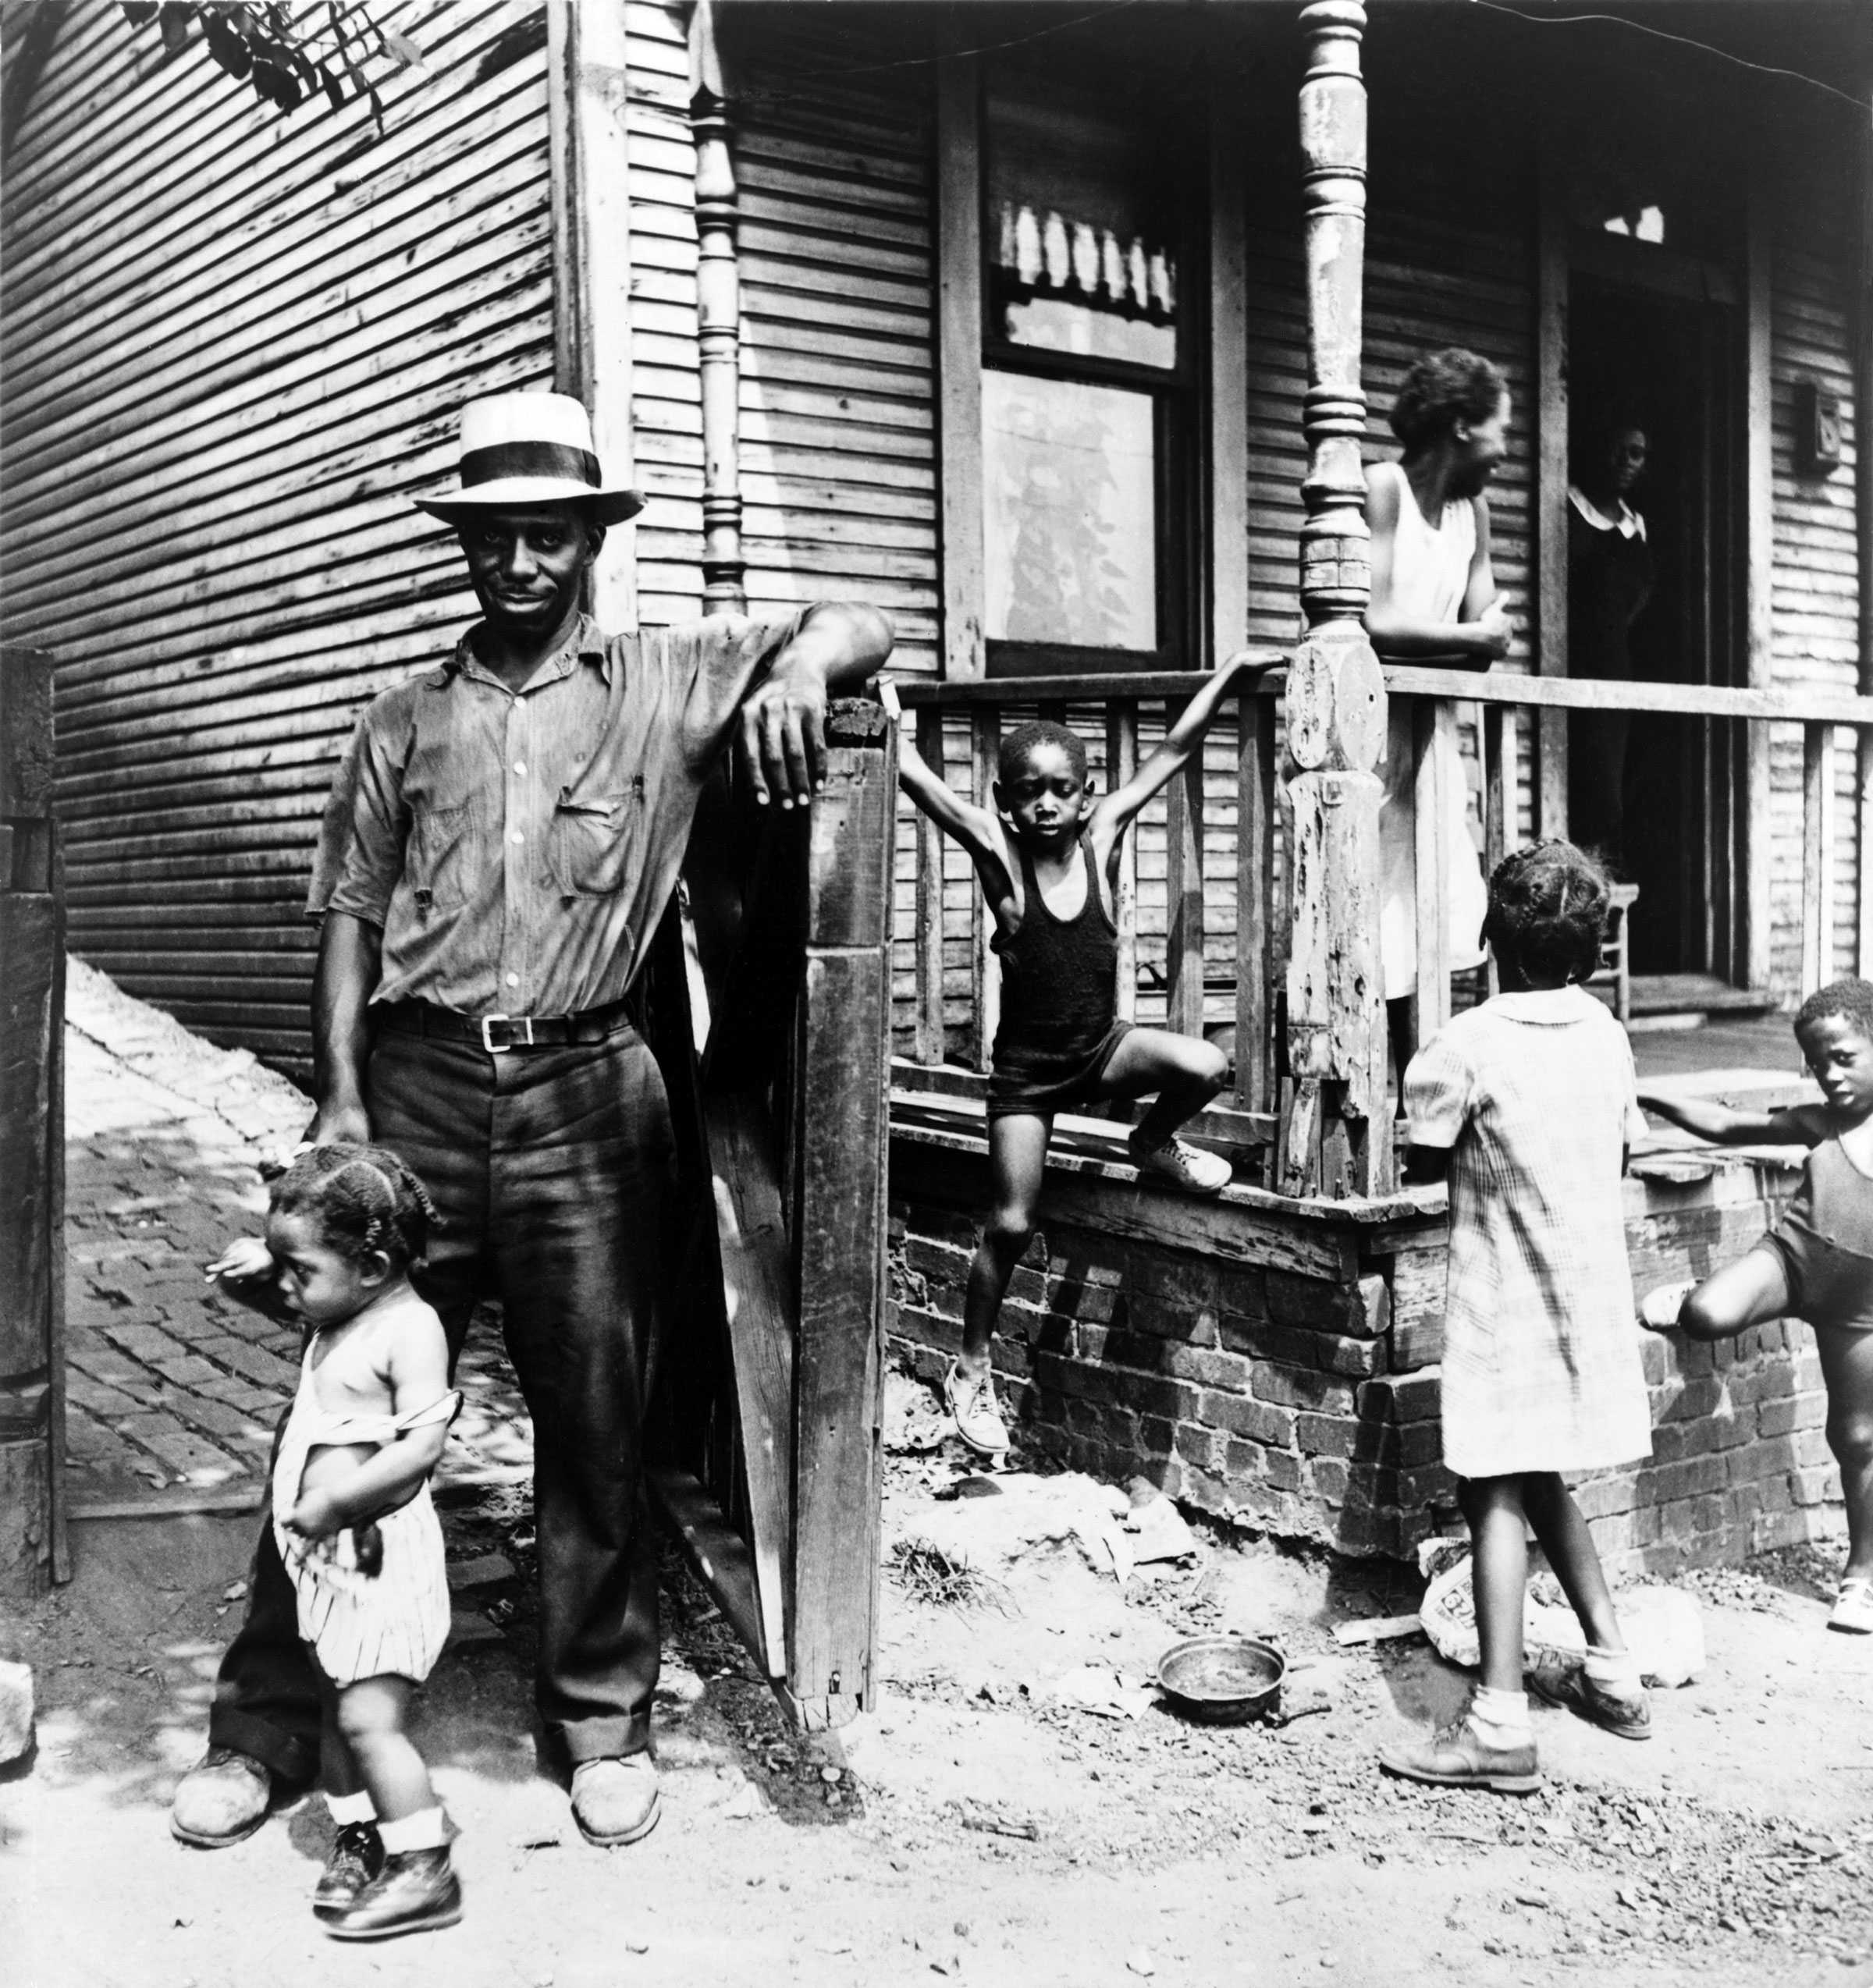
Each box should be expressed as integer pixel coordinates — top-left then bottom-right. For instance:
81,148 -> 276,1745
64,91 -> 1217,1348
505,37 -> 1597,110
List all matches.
377,996 -> 639,1055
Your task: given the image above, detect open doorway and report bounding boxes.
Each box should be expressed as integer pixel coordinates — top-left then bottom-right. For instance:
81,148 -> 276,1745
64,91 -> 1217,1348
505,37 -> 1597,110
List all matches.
1566,274 -> 1746,987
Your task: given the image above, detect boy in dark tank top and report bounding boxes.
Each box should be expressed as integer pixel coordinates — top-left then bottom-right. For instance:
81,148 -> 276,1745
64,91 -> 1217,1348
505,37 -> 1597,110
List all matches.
881,664 -> 1255,1457
1639,978 -> 1873,1635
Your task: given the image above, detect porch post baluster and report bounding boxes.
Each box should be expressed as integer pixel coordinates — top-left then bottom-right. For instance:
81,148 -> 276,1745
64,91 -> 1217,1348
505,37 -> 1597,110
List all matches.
1281,0 -> 1390,1197
691,0 -> 746,614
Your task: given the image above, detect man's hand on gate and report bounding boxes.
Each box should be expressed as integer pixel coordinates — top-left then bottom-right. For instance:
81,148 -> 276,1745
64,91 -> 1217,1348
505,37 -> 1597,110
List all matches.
741,662 -> 828,810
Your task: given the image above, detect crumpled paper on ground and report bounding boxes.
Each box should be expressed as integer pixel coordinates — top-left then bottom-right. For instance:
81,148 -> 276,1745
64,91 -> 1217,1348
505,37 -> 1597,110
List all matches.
1050,1663 -> 1158,1720
1416,1538 -> 1706,1686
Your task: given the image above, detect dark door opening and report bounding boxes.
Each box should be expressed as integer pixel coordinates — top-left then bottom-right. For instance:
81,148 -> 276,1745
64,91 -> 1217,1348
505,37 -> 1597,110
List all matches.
1566,275 -> 1744,985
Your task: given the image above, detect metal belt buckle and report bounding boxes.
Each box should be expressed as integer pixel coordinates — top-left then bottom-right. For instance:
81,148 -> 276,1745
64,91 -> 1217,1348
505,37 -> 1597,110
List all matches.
480,1012 -> 535,1054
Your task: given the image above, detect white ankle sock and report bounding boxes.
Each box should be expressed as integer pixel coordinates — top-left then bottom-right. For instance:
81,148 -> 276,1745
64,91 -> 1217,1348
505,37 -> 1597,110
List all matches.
377,1806 -> 446,1854
1583,1642 -> 1644,1697
326,1791 -> 375,1827
1468,1685 -> 1531,1739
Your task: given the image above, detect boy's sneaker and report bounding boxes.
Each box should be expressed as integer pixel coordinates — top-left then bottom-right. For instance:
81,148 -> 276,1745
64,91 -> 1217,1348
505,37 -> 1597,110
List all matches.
1377,1716 -> 1540,1795
323,1846 -> 461,1940
1129,1133 -> 1231,1195
944,1361 -> 1010,1457
1829,1578 -> 1873,1635
313,1823 -> 385,1919
1527,1658 -> 1653,1740
1639,1282 -> 1694,1333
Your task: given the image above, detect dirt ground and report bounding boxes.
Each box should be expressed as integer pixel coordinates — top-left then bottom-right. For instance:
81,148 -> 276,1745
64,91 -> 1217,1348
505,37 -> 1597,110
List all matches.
5,1418 -> 1873,1988
6,965 -> 1873,1985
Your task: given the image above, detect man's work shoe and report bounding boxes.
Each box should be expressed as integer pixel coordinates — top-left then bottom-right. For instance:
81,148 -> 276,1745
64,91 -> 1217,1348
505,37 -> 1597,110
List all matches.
313,1823 -> 386,1919
1129,1133 -> 1232,1195
570,1755 -> 662,1847
169,1746 -> 272,1847
1528,1660 -> 1653,1740
1376,1717 -> 1541,1795
323,1847 -> 461,1940
944,1360 -> 1011,1458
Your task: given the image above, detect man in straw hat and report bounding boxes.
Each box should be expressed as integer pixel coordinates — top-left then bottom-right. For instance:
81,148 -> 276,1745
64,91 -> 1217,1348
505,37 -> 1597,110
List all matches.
172,392 -> 893,1873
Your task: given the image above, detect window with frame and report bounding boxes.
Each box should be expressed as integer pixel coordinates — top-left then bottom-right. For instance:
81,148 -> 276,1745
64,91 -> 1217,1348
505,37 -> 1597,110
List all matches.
978,69 -> 1198,676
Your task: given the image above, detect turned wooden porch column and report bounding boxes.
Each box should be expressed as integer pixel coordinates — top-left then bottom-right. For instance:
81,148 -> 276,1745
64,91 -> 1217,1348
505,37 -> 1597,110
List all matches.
1277,0 -> 1390,1198
690,0 -> 746,614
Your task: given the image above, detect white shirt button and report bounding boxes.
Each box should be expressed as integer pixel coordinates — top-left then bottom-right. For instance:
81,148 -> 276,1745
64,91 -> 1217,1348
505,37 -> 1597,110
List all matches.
510,829 -> 524,845
506,972 -> 520,988
514,761 -> 526,775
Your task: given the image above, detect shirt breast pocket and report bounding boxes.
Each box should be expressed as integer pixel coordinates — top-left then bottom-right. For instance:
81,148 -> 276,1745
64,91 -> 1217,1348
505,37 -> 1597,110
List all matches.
551,783 -> 642,898
408,801 -> 481,912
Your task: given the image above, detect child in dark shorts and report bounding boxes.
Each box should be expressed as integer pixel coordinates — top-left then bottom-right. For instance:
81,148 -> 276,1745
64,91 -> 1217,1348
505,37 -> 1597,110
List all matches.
880,665 -> 1254,1457
1638,976 -> 1873,1634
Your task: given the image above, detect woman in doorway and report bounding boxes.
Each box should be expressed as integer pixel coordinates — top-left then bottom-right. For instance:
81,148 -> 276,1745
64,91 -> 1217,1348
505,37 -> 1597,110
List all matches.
1567,418 -> 1654,868
1364,346 -> 1516,1082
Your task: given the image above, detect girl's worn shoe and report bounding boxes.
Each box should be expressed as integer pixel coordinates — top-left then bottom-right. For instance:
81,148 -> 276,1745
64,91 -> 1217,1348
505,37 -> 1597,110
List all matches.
323,1847 -> 461,1940
1129,1133 -> 1231,1196
1829,1578 -> 1873,1635
944,1361 -> 1010,1458
312,1823 -> 385,1919
1376,1717 -> 1541,1795
1527,1659 -> 1653,1740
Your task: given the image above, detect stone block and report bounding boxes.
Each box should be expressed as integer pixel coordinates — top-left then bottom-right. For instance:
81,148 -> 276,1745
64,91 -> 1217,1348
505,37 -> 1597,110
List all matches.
1127,1293 -> 1219,1347
1196,1390 -> 1294,1449
1251,1365 -> 1356,1415
1358,1371 -> 1441,1424
1128,1244 -> 1220,1312
0,1660 -> 31,1765
1159,1344 -> 1254,1393
1294,1411 -> 1361,1461
1267,1269 -> 1354,1330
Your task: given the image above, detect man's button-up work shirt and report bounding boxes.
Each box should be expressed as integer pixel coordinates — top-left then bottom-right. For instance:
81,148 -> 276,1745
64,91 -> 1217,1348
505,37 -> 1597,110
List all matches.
308,610 -> 806,1017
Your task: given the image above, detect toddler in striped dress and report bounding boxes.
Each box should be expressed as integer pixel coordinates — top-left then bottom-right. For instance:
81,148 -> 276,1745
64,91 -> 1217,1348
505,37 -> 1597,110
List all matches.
207,1144 -> 460,1940
1377,843 -> 1654,1795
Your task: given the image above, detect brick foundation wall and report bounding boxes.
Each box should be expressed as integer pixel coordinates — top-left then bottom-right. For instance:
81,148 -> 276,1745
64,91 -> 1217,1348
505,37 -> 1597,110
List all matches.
888,1131 -> 1843,1576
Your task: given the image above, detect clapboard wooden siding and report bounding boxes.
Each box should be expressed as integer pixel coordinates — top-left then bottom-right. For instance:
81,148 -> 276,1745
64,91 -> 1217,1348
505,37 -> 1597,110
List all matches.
0,0 -> 555,1074
1766,176 -> 1861,999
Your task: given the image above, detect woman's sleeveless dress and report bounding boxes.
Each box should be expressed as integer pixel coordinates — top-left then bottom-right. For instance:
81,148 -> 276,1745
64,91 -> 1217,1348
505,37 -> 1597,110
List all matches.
270,1295 -> 458,1686
1373,460 -> 1491,1001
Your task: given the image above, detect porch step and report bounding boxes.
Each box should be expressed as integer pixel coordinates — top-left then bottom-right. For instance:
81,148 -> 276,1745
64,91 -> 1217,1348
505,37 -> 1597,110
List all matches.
1591,972 -> 1777,1021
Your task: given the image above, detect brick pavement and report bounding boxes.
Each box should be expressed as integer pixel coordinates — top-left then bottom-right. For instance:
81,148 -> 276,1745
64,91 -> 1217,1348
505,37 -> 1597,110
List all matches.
62,958 -> 532,1510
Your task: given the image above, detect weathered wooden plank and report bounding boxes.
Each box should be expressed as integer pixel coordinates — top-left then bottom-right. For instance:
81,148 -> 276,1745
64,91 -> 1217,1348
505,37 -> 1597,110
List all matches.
0,648 -> 54,819
971,707 -> 1002,1070
914,706 -> 946,1063
1804,722 -> 1838,993
702,1090 -> 794,1677
936,54 -> 985,683
1744,189 -> 1777,996
1164,702 -> 1206,1039
1412,701 -> 1454,1048
647,1464 -> 778,1680
1534,137 -> 1569,836
791,951 -> 887,1719
1235,695 -> 1274,1110
1107,702 -> 1140,1024
1376,667 -> 1873,727
0,892 -> 55,1382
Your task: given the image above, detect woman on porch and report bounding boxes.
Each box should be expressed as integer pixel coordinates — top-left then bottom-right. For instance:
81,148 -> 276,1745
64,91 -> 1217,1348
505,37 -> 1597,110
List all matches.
1364,347 -> 1515,1073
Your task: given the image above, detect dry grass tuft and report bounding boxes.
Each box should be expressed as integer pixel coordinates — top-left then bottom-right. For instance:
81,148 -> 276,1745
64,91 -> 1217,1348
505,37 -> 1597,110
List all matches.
887,1536 -> 1002,1611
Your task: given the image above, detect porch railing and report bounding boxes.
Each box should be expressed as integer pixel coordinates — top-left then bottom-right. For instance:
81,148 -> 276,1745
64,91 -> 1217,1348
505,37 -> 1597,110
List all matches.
892,662 -> 1873,1191
894,658 -> 1285,1144
1387,666 -> 1873,1047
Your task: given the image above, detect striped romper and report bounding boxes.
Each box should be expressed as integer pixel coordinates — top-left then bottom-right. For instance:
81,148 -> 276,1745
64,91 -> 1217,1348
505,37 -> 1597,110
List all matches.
271,1300 -> 458,1688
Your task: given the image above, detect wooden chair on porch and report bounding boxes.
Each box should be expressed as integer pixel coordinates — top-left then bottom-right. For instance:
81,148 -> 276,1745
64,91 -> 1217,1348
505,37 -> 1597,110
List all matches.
1604,881 -> 1639,1025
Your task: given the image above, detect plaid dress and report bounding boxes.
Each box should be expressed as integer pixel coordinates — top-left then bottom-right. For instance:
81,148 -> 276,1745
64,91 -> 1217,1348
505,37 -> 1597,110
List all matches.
1405,985 -> 1653,1479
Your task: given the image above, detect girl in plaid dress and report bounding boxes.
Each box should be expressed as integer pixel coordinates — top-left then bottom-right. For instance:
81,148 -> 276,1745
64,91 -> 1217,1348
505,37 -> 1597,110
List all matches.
1379,843 -> 1654,1795
207,1145 -> 462,1940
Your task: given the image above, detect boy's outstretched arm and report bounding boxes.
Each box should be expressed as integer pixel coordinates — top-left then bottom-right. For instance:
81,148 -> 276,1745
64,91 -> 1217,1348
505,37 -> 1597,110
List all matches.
1637,1090 -> 1822,1146
1091,655 -> 1271,840
879,680 -> 1014,900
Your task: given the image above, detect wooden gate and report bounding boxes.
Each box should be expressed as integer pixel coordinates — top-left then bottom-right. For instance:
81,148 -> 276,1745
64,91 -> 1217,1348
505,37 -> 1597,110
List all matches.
643,701 -> 894,1730
0,646 -> 66,1594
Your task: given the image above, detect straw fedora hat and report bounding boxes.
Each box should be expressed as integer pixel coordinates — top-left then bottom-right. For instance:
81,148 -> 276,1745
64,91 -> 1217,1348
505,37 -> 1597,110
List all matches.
414,392 -> 645,525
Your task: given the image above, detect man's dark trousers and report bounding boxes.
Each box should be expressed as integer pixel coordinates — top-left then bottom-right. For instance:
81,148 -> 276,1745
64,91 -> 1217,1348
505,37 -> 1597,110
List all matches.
208,1020 -> 676,1780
